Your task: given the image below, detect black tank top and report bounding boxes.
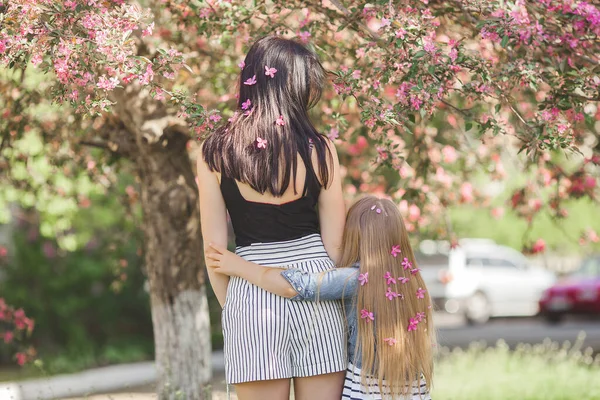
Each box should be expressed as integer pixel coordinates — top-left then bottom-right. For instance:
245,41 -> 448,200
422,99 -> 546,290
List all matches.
220,168 -> 321,247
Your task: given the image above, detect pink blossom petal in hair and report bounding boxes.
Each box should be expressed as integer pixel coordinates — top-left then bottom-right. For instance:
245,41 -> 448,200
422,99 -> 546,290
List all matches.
243,75 -> 257,85
385,287 -> 400,300
256,137 -> 268,149
383,337 -> 397,346
401,257 -> 412,270
360,309 -> 374,322
408,317 -> 419,331
416,287 -> 426,299
384,271 -> 396,285
241,99 -> 251,110
390,245 -> 401,258
275,115 -> 285,126
415,312 -> 426,322
358,272 -> 369,286
265,65 -> 277,78
398,276 -> 410,284
410,267 -> 421,275
238,60 -> 245,69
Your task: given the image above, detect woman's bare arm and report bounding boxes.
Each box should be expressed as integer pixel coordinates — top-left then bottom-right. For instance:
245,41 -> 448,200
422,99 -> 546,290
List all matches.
197,145 -> 230,307
316,139 -> 345,264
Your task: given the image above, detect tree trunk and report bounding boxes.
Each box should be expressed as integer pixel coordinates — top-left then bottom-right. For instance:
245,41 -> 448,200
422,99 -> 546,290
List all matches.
110,87 -> 212,399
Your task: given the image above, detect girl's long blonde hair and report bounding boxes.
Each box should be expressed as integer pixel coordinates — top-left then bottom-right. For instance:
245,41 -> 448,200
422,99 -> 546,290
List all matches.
338,196 -> 435,397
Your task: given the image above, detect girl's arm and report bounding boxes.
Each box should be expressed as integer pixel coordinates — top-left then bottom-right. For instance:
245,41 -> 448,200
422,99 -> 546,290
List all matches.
315,139 -> 346,264
206,244 -> 358,301
197,145 -> 230,307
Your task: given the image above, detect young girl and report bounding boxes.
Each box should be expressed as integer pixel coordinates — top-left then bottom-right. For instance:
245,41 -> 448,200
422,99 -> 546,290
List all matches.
207,196 -> 434,399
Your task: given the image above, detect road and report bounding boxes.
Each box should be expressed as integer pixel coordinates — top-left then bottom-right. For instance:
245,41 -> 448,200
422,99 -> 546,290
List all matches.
433,312 -> 600,351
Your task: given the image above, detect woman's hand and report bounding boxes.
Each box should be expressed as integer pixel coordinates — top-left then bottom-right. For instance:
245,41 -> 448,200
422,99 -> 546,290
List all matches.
205,243 -> 252,277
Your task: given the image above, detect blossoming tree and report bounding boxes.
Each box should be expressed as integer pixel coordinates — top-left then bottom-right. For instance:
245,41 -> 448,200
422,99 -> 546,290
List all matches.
1,0 -> 599,397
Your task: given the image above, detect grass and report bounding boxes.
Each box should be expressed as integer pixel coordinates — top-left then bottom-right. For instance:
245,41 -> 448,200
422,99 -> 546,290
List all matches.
3,335 -> 600,400
432,334 -> 600,400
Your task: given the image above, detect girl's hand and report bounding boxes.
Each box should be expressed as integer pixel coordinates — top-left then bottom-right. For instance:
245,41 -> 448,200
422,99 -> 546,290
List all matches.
205,243 -> 250,277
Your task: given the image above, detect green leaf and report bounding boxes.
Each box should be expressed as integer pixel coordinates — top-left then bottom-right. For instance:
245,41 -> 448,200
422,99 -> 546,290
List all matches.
465,121 -> 473,131
408,114 -> 416,124
413,50 -> 427,59
495,104 -> 501,114
501,35 -> 509,48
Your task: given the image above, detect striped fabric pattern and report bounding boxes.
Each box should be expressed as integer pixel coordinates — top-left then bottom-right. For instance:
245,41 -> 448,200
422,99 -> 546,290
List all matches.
222,234 -> 347,384
342,362 -> 431,400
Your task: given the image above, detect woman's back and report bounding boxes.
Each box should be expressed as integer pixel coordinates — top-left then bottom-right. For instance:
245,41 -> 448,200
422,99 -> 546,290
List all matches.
220,153 -> 322,246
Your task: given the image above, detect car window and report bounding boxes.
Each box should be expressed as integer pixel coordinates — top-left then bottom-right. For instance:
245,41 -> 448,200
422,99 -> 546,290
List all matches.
574,257 -> 600,278
466,257 -> 519,269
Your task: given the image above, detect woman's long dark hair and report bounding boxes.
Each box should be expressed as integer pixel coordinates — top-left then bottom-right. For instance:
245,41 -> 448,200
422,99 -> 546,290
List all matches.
202,36 -> 333,196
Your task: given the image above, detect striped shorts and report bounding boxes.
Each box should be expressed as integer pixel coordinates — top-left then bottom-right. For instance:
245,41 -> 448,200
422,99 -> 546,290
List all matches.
342,362 -> 431,400
222,234 -> 347,384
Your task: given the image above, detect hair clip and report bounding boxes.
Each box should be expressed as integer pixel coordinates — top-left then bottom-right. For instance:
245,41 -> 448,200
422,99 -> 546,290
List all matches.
370,204 -> 382,214
243,75 -> 257,85
358,272 -> 369,286
265,65 -> 277,78
255,137 -> 267,149
416,288 -> 426,299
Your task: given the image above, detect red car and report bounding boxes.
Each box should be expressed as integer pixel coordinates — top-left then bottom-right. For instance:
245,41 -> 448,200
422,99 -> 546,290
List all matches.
539,255 -> 600,323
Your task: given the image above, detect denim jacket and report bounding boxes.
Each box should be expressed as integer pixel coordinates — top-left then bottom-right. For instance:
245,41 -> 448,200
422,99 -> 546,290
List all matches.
280,264 -> 362,367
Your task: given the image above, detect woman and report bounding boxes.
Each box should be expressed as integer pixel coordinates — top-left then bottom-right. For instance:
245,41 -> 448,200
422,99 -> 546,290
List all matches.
197,36 -> 347,400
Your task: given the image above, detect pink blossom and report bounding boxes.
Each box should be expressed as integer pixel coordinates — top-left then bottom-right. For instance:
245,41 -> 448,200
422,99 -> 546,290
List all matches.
256,137 -> 267,149
209,114 -> 222,123
243,75 -> 257,85
491,207 -> 505,219
352,70 -> 362,80
385,287 -> 400,300
460,182 -> 474,203
390,245 -> 401,258
416,288 -> 426,299
410,95 -> 422,110
15,353 -> 27,366
328,128 -> 339,140
410,267 -> 420,275
265,66 -> 277,78
275,115 -> 285,126
383,337 -> 397,346
0,40 -> 6,54
241,99 -> 251,110
415,312 -> 426,322
298,31 -> 311,43
360,309 -> 374,322
402,257 -> 412,270
395,29 -> 407,39
3,331 -> 13,344
408,205 -> 420,222
384,271 -> 397,285
0,246 -> 7,258
408,318 -> 419,331
531,238 -> 546,254
238,60 -> 245,69
358,272 -> 369,286
442,146 -> 458,163
398,276 -> 409,284
142,22 -> 154,37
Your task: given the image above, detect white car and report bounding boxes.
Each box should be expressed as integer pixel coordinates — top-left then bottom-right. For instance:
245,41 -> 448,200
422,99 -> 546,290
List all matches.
416,239 -> 556,324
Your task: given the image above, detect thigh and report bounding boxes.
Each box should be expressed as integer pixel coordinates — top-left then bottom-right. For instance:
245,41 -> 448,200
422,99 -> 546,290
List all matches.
235,378 -> 291,400
293,371 -> 345,400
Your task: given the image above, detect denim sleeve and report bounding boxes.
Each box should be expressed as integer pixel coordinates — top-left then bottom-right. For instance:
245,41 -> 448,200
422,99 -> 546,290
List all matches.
280,267 -> 359,301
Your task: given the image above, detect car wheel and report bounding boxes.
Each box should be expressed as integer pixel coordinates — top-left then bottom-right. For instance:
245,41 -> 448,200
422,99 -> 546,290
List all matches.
544,312 -> 564,325
465,292 -> 491,325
